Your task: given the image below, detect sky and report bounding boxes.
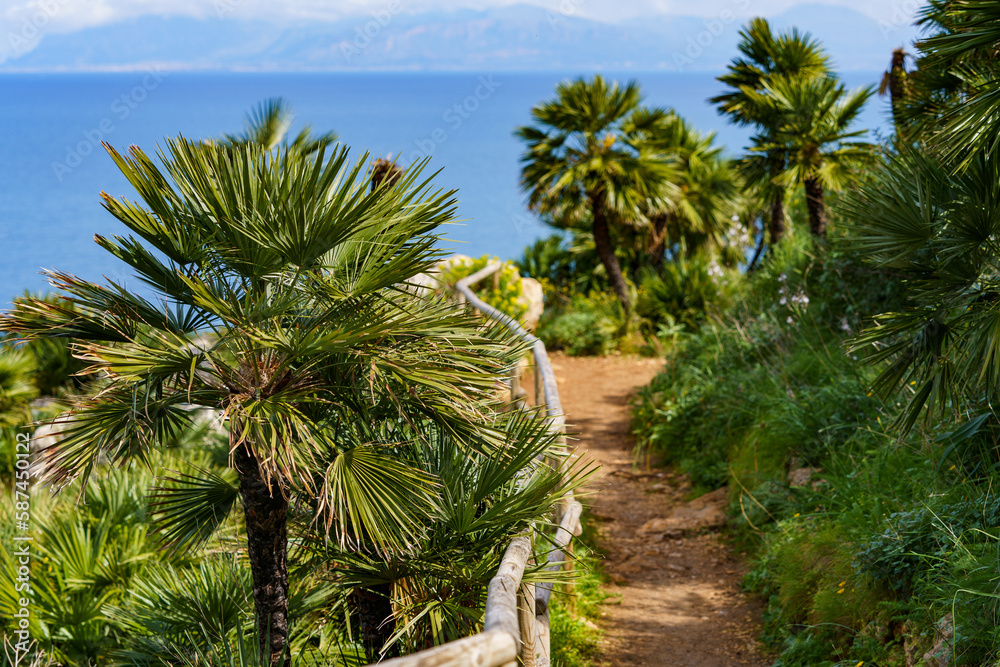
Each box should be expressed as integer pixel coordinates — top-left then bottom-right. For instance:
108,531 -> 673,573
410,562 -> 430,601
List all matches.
1,0 -> 925,40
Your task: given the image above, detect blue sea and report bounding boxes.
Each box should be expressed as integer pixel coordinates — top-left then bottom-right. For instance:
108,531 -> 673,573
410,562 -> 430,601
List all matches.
0,71 -> 887,303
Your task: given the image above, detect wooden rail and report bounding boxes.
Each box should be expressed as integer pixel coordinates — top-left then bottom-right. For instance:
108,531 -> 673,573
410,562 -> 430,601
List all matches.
368,262 -> 583,667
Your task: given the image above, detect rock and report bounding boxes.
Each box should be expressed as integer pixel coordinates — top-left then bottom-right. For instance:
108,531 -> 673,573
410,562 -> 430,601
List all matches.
897,620 -> 924,667
667,504 -> 726,530
31,418 -> 71,452
905,644 -> 919,667
31,416 -> 74,479
406,257 -> 546,332
787,466 -> 822,487
688,486 -> 728,507
921,614 -> 953,667
405,271 -> 440,296
617,555 -> 650,575
404,254 -> 473,295
189,407 -> 227,437
638,517 -> 673,535
637,487 -> 728,536
609,573 -> 629,586
519,276 -> 544,331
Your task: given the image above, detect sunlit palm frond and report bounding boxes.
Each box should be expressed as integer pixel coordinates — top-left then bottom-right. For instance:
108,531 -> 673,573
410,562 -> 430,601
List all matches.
148,467 -> 241,553
845,143 -> 1000,431
711,17 -> 830,128
315,445 -> 438,554
222,98 -> 337,155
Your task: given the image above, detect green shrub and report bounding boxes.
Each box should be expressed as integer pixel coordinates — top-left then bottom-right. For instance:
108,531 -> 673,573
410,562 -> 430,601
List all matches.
636,256 -> 738,334
26,337 -> 86,397
536,292 -> 623,356
0,347 -> 36,419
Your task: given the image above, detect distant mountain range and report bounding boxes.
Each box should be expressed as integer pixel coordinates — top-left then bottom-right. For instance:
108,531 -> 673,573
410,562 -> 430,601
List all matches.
1,3 -> 919,73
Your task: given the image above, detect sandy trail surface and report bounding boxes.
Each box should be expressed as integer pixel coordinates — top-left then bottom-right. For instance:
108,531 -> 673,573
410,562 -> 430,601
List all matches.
540,353 -> 771,667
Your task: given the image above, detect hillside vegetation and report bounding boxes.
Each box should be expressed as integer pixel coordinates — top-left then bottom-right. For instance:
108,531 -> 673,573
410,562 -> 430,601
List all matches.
627,3 -> 1000,664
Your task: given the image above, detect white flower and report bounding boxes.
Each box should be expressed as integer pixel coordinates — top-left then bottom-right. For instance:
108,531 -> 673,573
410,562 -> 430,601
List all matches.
779,296 -> 787,306
787,316 -> 794,324
789,289 -> 809,306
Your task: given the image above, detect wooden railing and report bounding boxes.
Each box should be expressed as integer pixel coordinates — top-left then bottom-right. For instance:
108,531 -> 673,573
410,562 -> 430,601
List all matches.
374,262 -> 582,667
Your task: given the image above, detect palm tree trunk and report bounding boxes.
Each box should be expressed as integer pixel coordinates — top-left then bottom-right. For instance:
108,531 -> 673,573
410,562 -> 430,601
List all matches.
889,48 -> 907,131
352,585 -> 396,662
233,438 -> 290,666
591,199 -> 631,311
747,218 -> 767,272
649,213 -> 668,273
768,191 -> 786,245
804,177 -> 827,237
768,154 -> 786,245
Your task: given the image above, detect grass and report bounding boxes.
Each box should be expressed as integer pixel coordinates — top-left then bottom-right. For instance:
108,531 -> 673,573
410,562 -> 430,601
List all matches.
550,509 -> 613,667
628,233 -> 1000,665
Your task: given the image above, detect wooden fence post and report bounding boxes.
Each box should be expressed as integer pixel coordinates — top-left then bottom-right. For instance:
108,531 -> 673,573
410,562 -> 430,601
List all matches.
518,582 -> 537,667
534,359 -> 542,407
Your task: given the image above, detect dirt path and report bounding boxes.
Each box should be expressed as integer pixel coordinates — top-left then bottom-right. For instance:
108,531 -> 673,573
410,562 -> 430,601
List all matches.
546,353 -> 770,667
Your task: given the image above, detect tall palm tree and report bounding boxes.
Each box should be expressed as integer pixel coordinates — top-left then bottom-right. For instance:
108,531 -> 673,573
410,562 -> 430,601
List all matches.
370,157 -> 403,191
632,111 -> 741,271
711,17 -> 830,245
0,138 -> 521,665
879,48 -> 910,131
516,75 -> 672,312
748,75 -> 874,237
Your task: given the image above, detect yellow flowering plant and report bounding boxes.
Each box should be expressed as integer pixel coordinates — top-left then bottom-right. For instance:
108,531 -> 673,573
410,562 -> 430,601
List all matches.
437,254 -> 529,324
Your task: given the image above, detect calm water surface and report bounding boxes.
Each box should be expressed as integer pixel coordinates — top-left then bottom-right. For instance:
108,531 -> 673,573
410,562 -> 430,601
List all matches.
0,71 -> 886,302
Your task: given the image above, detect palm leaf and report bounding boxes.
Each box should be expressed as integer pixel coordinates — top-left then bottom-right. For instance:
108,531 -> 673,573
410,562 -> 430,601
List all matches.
148,467 -> 241,553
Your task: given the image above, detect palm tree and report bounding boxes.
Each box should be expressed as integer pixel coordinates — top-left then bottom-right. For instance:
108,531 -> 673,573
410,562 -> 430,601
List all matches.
516,75 -> 672,312
0,138 -> 522,665
913,0 -> 1000,170
632,111 -> 741,271
370,157 -> 403,190
748,75 -> 874,237
844,144 -> 1000,432
879,48 -> 910,131
299,410 -> 576,659
223,98 -> 337,154
711,17 -> 830,245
